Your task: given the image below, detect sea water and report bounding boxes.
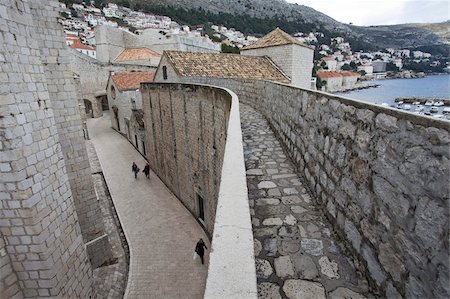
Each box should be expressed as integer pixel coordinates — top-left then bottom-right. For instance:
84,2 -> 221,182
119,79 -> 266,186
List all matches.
336,74 -> 450,105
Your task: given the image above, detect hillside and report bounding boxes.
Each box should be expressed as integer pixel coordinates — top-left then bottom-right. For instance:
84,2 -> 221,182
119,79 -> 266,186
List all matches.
105,0 -> 449,53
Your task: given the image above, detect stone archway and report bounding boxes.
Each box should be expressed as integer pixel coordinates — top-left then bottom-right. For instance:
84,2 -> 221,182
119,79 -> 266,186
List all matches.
84,99 -> 93,118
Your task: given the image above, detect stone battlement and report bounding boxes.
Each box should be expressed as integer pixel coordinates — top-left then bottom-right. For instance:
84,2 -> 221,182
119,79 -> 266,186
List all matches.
165,76 -> 449,298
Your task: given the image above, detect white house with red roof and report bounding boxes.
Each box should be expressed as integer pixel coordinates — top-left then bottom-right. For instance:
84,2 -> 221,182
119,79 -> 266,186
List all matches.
70,40 -> 96,59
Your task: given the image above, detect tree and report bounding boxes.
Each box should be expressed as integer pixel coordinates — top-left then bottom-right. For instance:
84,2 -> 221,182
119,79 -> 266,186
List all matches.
341,64 -> 352,71
386,62 -> 399,72
221,43 -> 240,54
316,77 -> 326,89
358,70 -> 367,76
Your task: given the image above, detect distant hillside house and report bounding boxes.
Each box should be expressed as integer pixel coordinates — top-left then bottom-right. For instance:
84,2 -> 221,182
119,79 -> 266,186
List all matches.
70,40 -> 96,59
317,71 -> 360,92
241,28 -> 314,89
114,47 -> 162,67
154,50 -> 290,83
107,71 -> 155,156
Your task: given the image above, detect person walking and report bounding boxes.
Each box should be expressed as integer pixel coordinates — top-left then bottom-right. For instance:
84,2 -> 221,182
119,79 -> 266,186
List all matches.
143,163 -> 150,179
132,162 -> 139,179
195,239 -> 207,265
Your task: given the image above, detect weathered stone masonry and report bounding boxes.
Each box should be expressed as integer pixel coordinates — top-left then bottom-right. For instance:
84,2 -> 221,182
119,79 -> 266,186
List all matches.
174,77 -> 449,298
1,0 -> 112,297
141,84 -> 230,235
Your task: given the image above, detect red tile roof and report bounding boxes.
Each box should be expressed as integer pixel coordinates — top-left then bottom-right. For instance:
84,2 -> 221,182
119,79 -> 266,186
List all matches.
242,28 -> 313,50
317,71 -> 342,78
317,71 -> 360,79
115,48 -> 161,62
111,72 -> 155,91
70,40 -> 95,51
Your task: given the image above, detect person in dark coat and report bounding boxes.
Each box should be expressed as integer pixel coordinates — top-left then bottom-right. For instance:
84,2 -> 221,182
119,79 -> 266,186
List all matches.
143,163 -> 150,179
195,239 -> 208,265
132,162 -> 139,179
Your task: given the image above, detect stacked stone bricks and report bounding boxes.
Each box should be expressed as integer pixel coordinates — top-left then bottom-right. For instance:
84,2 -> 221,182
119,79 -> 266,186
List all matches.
1,0 -> 110,297
173,76 -> 450,298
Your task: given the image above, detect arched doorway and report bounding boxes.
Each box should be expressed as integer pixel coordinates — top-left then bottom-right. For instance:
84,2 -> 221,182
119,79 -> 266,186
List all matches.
84,99 -> 93,118
112,105 -> 120,131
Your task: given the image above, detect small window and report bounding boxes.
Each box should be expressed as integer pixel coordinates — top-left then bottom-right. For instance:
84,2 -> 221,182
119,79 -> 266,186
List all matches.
162,65 -> 168,80
111,85 -> 116,99
197,194 -> 205,222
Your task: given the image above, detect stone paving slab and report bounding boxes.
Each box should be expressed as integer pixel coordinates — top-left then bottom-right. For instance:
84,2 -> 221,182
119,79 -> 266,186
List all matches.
86,139 -> 129,299
240,104 -> 371,299
87,113 -> 209,299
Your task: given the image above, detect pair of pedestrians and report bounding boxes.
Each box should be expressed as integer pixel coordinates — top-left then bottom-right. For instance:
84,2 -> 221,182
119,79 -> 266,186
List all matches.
132,162 -> 150,179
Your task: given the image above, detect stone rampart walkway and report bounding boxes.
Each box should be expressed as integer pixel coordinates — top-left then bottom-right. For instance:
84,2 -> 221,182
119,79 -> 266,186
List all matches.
240,104 -> 369,299
87,113 -> 209,299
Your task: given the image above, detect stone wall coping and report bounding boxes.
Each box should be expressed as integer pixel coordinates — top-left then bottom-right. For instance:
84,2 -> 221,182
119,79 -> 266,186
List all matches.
141,82 -> 258,299
269,79 -> 450,131
199,76 -> 449,131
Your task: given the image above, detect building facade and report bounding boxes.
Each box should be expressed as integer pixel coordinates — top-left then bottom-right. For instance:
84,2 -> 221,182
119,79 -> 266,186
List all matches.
241,28 -> 314,89
107,71 -> 155,156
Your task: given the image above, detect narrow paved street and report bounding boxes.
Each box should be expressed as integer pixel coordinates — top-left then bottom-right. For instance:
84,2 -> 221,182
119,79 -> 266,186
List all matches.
88,113 -> 209,299
240,104 -> 369,299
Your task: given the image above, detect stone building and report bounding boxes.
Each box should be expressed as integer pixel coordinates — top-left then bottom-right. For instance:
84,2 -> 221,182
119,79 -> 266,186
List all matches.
107,71 -> 155,156
241,28 -> 314,89
95,25 -> 219,64
317,71 -> 343,92
317,71 -> 360,92
1,0 -> 112,297
341,72 -> 360,89
154,51 -> 290,83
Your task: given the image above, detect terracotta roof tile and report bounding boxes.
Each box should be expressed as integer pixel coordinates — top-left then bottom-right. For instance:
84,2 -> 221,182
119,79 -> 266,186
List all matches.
70,40 -> 95,51
112,72 -> 155,91
115,48 -> 161,62
341,72 -> 360,77
317,71 -> 360,78
317,71 -> 342,78
242,28 -> 313,50
164,51 -> 290,83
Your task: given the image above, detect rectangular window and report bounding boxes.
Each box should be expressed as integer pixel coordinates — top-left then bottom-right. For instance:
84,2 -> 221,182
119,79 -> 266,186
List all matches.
142,141 -> 146,156
135,135 -> 138,149
197,194 -> 205,222
162,65 -> 168,80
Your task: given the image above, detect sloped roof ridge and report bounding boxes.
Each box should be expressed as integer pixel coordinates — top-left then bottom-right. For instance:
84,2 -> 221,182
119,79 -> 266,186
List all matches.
242,27 -> 313,50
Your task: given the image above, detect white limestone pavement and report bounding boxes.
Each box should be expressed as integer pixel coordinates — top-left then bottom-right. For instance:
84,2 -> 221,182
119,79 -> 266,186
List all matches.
87,113 -> 209,298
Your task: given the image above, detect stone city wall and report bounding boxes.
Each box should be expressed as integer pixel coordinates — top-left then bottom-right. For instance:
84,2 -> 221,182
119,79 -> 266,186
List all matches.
141,83 -> 229,234
141,83 -> 257,298
177,76 -> 449,298
27,0 -> 111,252
1,0 -> 96,297
95,25 -> 219,63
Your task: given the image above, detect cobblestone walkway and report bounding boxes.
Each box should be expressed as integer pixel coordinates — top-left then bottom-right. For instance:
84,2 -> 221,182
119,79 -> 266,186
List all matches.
240,104 -> 370,299
87,113 -> 209,299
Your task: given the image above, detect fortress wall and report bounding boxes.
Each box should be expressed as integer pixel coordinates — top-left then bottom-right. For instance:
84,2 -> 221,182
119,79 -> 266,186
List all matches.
141,83 -> 256,298
141,84 -> 230,235
0,0 -> 94,296
177,76 -> 449,298
28,0 -> 110,250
